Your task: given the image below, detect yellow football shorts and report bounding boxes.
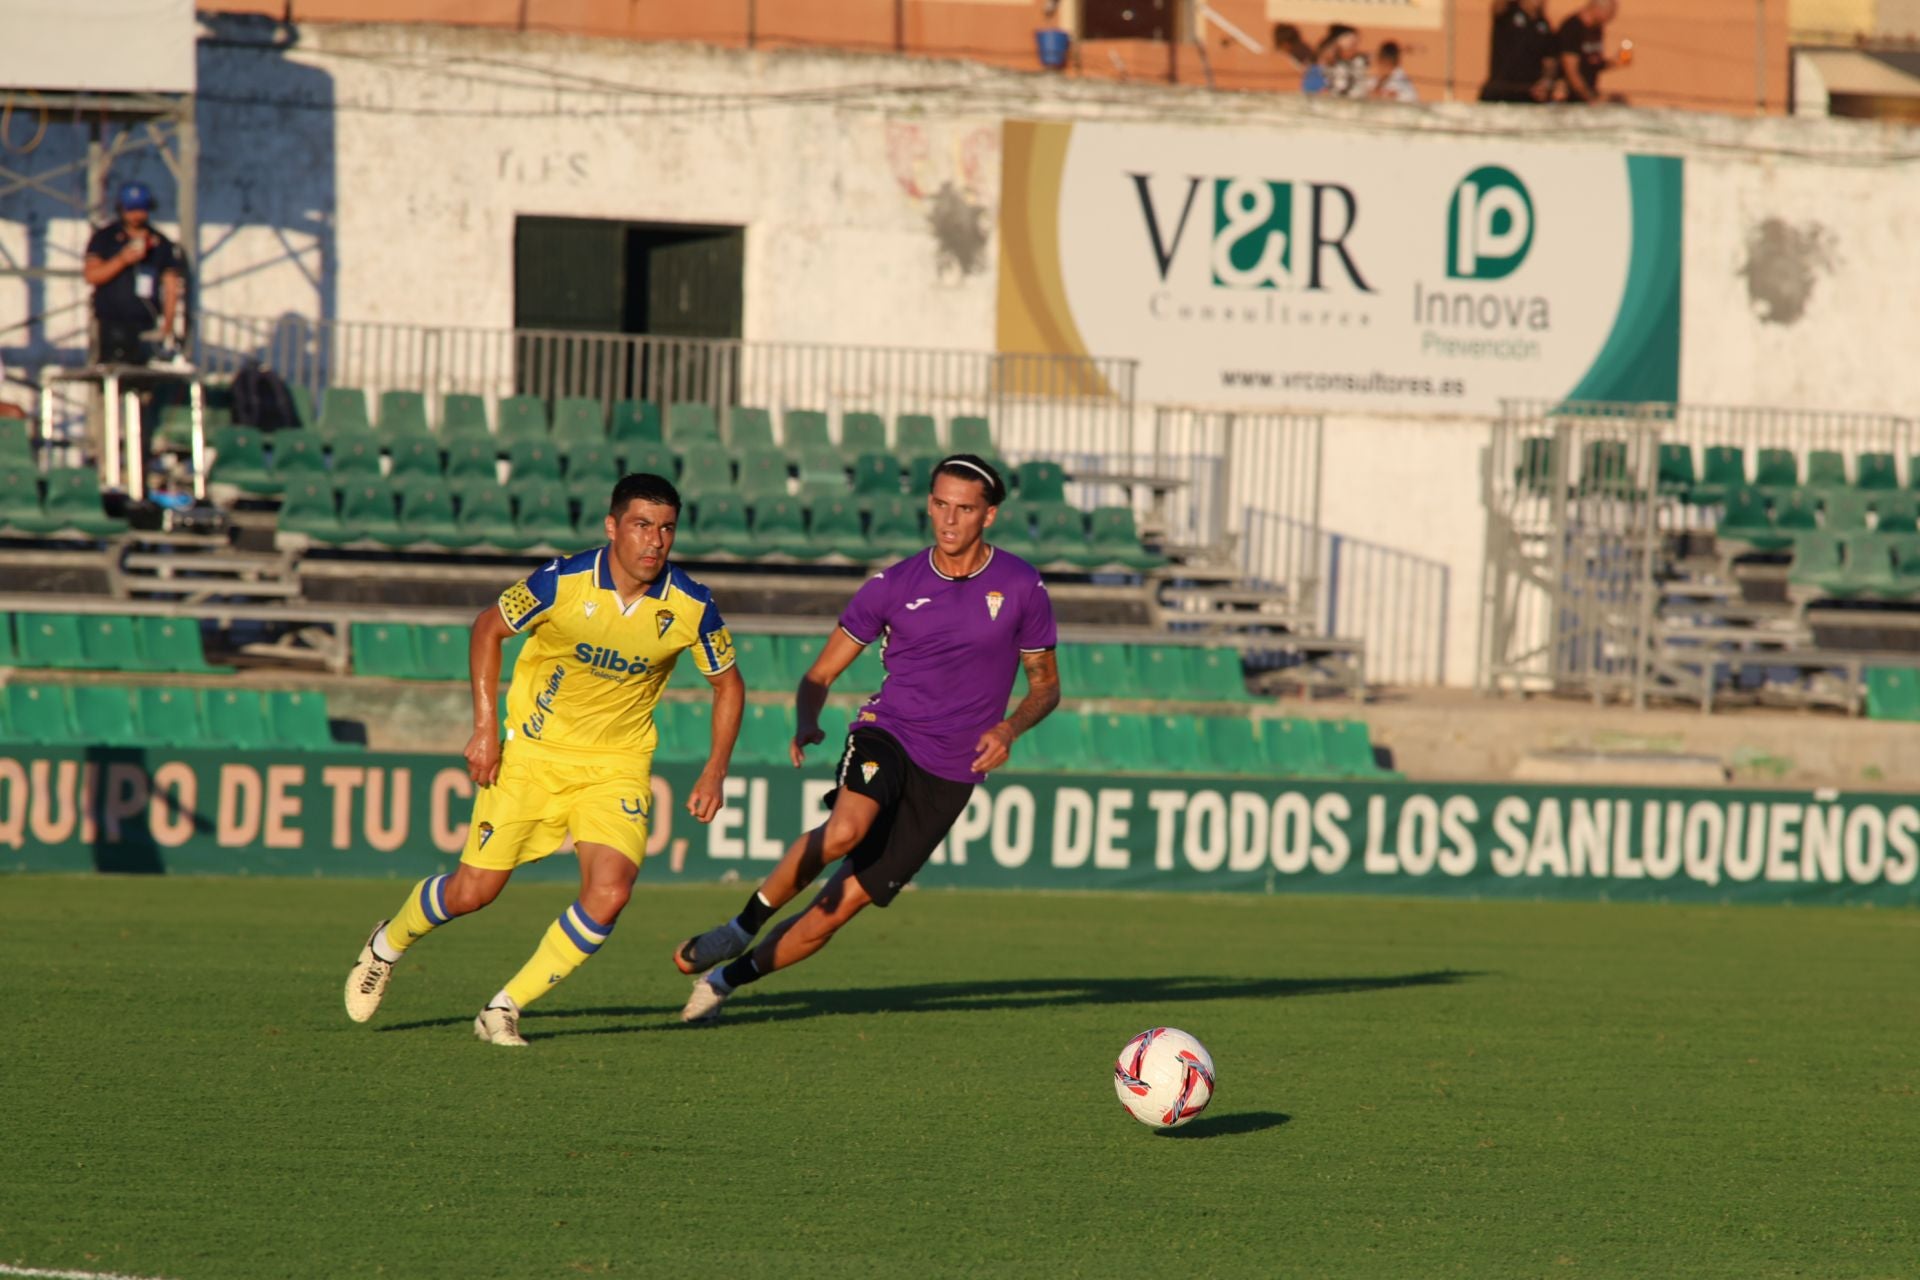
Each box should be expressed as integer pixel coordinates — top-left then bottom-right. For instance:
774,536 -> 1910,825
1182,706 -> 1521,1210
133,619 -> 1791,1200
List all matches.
461,750 -> 654,870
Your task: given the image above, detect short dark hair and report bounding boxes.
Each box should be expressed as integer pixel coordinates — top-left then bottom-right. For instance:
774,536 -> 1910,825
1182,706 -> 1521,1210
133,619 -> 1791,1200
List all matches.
609,472 -> 681,519
1380,40 -> 1402,61
931,453 -> 1006,506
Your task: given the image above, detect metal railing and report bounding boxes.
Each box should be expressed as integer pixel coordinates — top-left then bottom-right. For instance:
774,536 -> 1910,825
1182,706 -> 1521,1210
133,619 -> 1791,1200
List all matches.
1149,407 -> 1322,571
1479,399 -> 1919,704
191,312 -> 1139,463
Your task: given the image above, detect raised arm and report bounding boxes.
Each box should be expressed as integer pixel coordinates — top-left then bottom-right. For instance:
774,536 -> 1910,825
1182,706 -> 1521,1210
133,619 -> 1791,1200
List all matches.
688,663 -> 744,822
971,648 -> 1062,775
791,628 -> 867,766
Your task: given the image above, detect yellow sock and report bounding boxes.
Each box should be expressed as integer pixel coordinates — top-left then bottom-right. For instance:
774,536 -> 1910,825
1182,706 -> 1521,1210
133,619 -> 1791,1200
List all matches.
502,900 -> 614,1009
382,874 -> 454,956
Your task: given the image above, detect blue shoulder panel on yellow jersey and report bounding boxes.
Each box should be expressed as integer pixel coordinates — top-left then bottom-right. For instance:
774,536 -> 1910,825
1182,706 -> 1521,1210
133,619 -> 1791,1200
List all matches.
501,546 -> 601,631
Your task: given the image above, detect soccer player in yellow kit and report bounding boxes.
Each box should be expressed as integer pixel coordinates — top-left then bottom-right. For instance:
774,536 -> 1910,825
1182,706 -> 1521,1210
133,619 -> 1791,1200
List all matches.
343,473 -> 743,1045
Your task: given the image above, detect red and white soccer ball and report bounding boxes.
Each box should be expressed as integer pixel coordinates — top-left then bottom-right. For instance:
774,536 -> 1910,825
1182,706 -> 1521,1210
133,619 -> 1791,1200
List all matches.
1113,1027 -> 1215,1129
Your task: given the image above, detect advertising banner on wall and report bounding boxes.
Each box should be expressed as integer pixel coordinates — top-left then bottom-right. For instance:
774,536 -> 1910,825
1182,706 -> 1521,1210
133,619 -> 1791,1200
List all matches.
996,120 -> 1683,414
4,749 -> 1915,908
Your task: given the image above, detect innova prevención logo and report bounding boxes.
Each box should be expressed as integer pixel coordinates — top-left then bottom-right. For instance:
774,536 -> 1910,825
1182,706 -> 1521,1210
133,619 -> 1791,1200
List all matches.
1447,166 -> 1534,281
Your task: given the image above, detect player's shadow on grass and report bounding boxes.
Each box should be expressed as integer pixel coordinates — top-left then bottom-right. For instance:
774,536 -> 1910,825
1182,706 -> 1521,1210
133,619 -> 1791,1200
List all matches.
373,970 -> 1482,1037
1157,1111 -> 1291,1140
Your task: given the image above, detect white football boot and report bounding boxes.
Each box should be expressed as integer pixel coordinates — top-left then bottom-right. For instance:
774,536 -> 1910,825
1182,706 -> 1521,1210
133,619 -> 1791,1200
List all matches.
680,973 -> 733,1024
473,1003 -> 529,1047
344,921 -> 396,1023
673,918 -> 753,975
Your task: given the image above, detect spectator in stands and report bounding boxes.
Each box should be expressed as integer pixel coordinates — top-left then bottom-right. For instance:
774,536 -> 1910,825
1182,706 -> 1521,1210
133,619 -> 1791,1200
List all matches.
1273,23 -> 1324,93
1319,25 -> 1370,99
1481,0 -> 1558,103
82,181 -> 184,367
1369,41 -> 1419,101
1557,0 -> 1626,104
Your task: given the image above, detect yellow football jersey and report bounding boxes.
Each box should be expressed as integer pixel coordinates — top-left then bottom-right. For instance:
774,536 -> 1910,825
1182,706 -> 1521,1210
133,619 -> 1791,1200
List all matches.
499,548 -> 735,762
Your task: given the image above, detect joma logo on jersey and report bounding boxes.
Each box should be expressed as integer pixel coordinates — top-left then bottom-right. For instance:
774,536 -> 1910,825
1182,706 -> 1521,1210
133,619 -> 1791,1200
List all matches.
574,643 -> 652,674
1130,173 -> 1374,293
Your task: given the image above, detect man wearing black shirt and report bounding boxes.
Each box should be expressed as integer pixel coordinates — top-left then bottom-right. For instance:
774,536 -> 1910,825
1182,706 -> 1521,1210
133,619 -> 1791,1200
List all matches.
1557,0 -> 1621,104
82,182 -> 184,366
1481,0 -> 1556,103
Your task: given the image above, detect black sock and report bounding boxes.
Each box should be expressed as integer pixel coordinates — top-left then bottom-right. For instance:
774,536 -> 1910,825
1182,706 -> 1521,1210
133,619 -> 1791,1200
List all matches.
719,955 -> 762,990
735,890 -> 776,935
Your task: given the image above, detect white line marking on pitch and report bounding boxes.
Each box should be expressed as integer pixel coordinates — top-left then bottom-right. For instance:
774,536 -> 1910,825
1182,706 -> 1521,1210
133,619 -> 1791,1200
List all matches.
0,1265 -> 178,1280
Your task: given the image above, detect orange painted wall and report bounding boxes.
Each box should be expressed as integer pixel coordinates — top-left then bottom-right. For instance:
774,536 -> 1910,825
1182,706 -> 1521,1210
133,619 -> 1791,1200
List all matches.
198,0 -> 1792,115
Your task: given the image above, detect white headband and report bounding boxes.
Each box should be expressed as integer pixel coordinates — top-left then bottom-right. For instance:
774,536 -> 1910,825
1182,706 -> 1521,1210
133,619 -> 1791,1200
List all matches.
939,457 -> 1001,490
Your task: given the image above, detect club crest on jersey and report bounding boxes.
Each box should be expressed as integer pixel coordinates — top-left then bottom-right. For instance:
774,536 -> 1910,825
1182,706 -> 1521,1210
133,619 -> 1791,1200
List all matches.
655,609 -> 675,639
985,591 -> 1005,621
861,760 -> 879,784
476,821 -> 495,849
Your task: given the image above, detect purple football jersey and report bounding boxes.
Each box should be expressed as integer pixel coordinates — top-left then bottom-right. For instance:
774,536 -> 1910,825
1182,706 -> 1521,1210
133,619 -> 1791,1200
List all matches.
837,547 -> 1057,783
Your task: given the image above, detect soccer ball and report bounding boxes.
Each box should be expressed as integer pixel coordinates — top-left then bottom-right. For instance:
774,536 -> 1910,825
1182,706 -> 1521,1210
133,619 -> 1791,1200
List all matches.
1113,1027 -> 1215,1129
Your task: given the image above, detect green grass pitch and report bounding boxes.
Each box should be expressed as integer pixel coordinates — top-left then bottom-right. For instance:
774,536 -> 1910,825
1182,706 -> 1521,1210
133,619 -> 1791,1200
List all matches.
4,875 -> 1917,1278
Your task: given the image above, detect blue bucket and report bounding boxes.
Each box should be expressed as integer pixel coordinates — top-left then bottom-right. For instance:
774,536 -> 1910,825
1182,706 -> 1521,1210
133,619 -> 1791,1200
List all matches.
1035,28 -> 1070,70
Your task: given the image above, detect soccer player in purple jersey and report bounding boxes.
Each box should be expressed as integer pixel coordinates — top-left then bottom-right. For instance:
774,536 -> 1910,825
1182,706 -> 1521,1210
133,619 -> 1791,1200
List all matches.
672,454 -> 1061,1022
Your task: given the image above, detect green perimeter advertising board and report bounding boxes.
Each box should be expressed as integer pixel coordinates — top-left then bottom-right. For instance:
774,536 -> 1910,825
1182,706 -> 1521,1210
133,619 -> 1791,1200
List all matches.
1,749 -> 1915,906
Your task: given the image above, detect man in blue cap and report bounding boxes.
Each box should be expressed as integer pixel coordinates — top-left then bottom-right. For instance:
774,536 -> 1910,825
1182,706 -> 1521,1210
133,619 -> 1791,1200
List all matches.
83,181 -> 185,366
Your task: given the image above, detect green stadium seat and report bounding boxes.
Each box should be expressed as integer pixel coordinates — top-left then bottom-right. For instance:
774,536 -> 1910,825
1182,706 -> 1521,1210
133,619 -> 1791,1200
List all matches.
552,397 -> 605,448
440,393 -> 490,438
1843,533 -> 1904,597
317,387 -> 371,435
398,483 -> 470,548
907,454 -> 939,496
1015,460 -> 1068,505
1262,717 -> 1329,777
815,704 -> 853,756
840,412 -> 887,460
1018,708 -> 1090,773
5,684 -> 79,744
842,635 -> 887,698
851,452 -> 904,505
289,384 -> 316,431
517,483 -> 576,549
353,622 -> 425,679
1864,668 -> 1920,721
1071,643 -> 1141,698
674,442 -> 733,503
1578,439 -> 1633,495
139,616 -> 229,674
18,612 -> 97,669
17,467 -> 120,536
736,702 -> 794,767
725,406 -> 775,451
387,434 -> 442,482
135,685 -> 209,746
622,442 -> 680,484
1082,712 -> 1154,772
79,614 -> 145,671
572,491 -> 615,542
1133,645 -> 1201,700
988,501 -> 1042,560
507,439 -> 564,485
1202,716 -> 1264,775
727,632 -> 785,689
1141,713 -> 1207,772
1788,532 -> 1846,596
378,390 -> 431,437
458,486 -> 530,550
1086,507 -> 1166,570
949,415 -> 995,458
1875,490 -> 1919,535
1776,490 -> 1820,538
268,689 -> 353,751
268,431 -> 327,482
1030,503 -> 1086,565
653,699 -> 710,763
807,496 -> 872,559
736,447 -> 791,501
415,623 -> 468,680
0,463 -> 41,531
1716,488 -> 1788,553
1753,448 -> 1798,495
665,402 -> 719,444
1822,489 -> 1873,533
209,425 -> 279,494
1656,443 -> 1696,498
201,688 -> 271,749
1806,449 -> 1848,492
331,435 -> 384,482
497,395 -> 549,443
795,445 -> 847,499
1319,719 -> 1399,779
896,413 -> 942,464
336,482 -> 399,548
1187,647 -> 1252,702
565,440 -> 620,489
0,418 -> 33,467
687,494 -> 754,557
753,496 -> 812,558
443,437 -> 498,484
868,495 -> 925,557
783,410 -> 831,459
1690,445 -> 1746,505
610,400 -> 662,445
73,685 -> 144,747
1856,452 -> 1898,492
